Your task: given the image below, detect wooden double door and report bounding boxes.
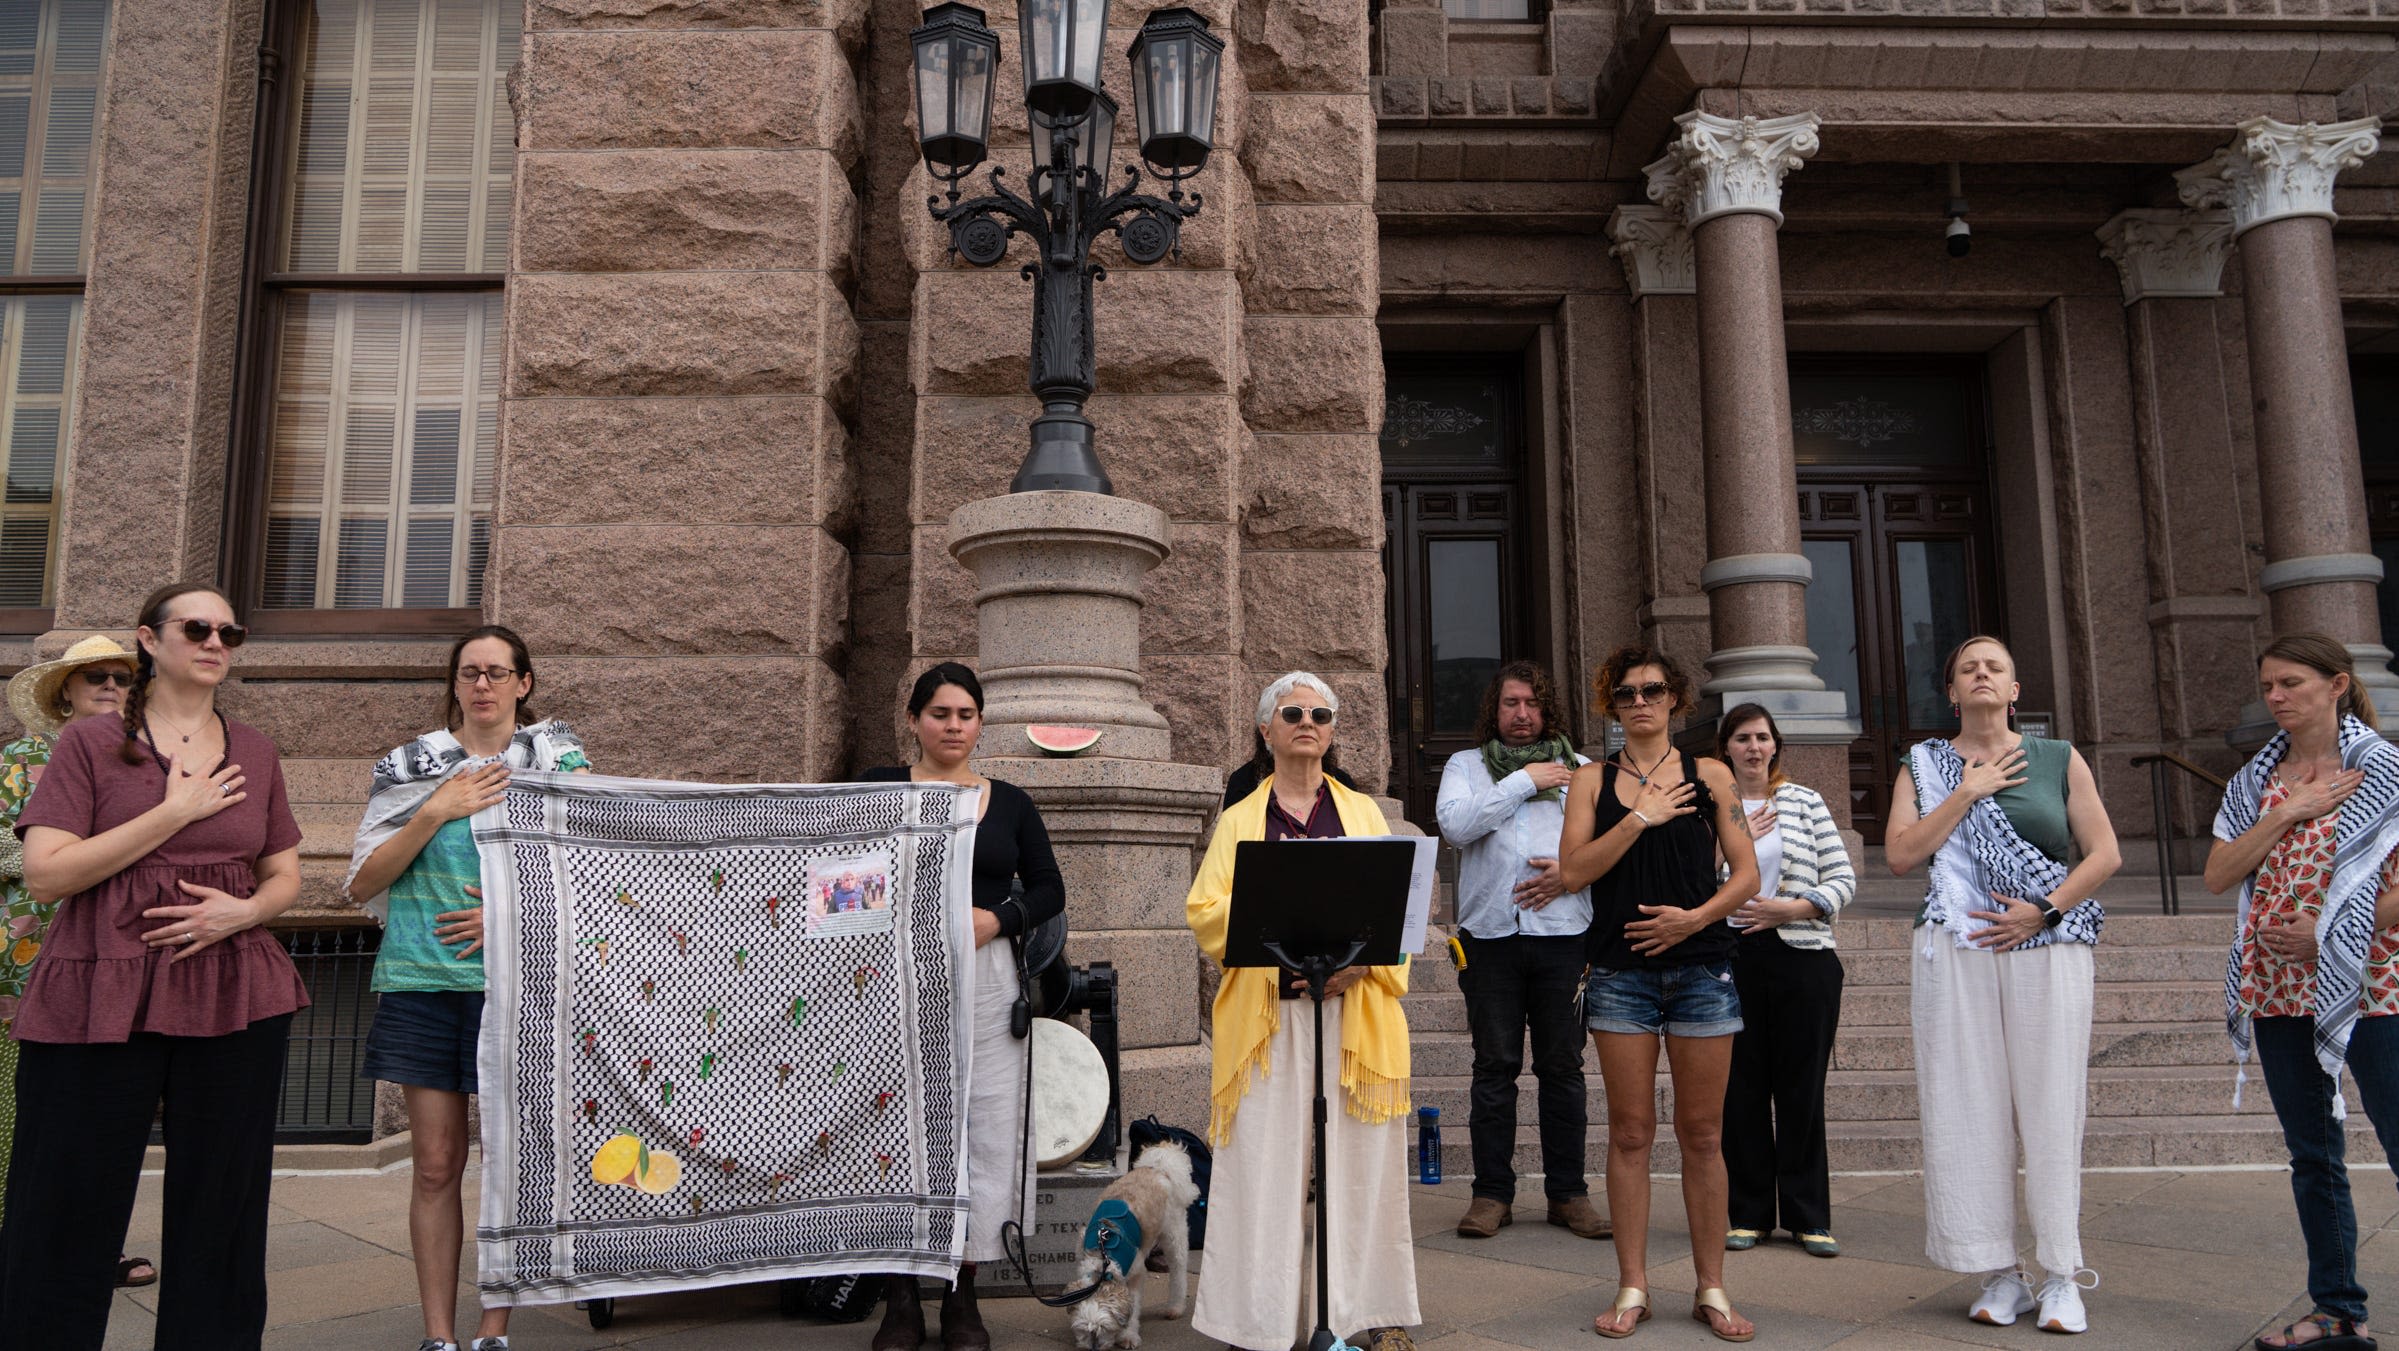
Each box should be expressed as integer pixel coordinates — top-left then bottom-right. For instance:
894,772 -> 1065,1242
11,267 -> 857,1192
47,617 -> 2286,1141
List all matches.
1800,481 -> 2002,841
1379,357 -> 1529,832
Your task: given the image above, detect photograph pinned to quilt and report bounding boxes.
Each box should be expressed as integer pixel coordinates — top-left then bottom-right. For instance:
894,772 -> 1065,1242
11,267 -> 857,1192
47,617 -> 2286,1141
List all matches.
470,770 -> 982,1306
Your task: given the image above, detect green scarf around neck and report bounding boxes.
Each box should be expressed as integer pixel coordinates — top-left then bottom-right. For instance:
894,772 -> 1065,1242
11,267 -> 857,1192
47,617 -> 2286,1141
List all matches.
1482,733 -> 1577,802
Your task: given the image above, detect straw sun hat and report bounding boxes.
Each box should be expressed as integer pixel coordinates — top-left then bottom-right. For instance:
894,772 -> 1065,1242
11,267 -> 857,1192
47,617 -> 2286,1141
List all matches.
6,635 -> 137,737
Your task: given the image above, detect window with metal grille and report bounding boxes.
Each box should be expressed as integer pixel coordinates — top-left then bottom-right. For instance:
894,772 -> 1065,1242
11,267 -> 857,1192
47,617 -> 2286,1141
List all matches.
0,0 -> 105,628
234,0 -> 512,629
275,925 -> 382,1142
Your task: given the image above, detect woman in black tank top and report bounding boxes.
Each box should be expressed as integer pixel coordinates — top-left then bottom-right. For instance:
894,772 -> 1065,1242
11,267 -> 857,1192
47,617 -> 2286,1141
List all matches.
1558,647 -> 1760,1343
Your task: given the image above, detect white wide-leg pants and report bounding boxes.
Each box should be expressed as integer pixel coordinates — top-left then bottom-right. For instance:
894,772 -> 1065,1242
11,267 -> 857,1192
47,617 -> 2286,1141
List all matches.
1911,935 -> 2094,1277
1192,996 -> 1422,1350
964,937 -> 1033,1263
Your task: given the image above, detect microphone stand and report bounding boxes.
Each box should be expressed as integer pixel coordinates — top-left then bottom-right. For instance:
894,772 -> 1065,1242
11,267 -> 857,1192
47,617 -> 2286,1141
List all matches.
1262,934 -> 1370,1351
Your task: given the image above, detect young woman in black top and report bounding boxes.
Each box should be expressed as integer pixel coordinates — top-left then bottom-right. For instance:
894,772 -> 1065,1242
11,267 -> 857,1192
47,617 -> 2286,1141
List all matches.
860,663 -> 1064,1351
1559,646 -> 1759,1343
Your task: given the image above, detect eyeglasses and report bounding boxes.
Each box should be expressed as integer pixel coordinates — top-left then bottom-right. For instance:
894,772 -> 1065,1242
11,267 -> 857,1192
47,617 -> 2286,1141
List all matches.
1276,704 -> 1335,726
77,670 -> 134,689
1609,682 -> 1671,708
455,666 -> 525,687
164,619 -> 247,648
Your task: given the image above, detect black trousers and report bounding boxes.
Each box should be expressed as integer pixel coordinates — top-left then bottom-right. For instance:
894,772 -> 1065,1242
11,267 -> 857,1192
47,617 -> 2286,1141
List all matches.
0,1013 -> 291,1351
1723,935 -> 1842,1233
1458,932 -> 1588,1201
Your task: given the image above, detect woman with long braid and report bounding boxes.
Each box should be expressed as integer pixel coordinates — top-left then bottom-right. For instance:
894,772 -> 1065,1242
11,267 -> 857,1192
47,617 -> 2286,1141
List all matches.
0,582 -> 308,1349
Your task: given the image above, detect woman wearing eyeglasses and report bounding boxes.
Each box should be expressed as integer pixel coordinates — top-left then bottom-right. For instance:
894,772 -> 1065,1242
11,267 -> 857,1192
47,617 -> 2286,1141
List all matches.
0,635 -> 155,1290
0,583 -> 308,1350
345,625 -> 588,1351
1558,645 -> 1759,1343
1187,672 -> 1421,1351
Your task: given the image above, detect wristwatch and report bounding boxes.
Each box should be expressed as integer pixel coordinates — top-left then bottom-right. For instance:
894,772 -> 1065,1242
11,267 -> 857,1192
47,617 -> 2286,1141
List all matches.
2033,897 -> 2066,929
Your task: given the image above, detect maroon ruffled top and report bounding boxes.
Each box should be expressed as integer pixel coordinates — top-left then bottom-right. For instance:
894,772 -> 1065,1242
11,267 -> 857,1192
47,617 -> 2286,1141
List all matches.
11,713 -> 310,1043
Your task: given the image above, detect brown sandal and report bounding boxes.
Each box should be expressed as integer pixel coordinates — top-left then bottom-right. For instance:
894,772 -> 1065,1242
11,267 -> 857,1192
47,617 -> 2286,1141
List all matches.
1594,1287 -> 1649,1339
1692,1288 -> 1755,1343
114,1256 -> 156,1289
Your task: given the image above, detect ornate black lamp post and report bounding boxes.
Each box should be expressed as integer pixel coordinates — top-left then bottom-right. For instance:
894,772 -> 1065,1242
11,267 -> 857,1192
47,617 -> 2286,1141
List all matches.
910,1 -> 1225,494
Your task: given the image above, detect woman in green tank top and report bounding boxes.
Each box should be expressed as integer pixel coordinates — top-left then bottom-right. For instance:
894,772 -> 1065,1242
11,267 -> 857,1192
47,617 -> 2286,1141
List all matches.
1885,635 -> 2121,1337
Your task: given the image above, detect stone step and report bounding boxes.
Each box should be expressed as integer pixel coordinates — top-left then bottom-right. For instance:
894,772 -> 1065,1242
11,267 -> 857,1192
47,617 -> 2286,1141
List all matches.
1841,979 -> 2221,1026
1415,1111 -> 2378,1181
1409,1058 -> 2291,1123
1836,1021 -> 2239,1071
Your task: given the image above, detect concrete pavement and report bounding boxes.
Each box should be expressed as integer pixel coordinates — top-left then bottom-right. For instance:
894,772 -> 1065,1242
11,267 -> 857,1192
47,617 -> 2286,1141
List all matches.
91,1161 -> 2392,1350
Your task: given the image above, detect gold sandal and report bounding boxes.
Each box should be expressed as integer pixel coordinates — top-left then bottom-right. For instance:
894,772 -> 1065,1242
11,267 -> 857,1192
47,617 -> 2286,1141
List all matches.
1594,1286 -> 1649,1339
1692,1288 -> 1755,1344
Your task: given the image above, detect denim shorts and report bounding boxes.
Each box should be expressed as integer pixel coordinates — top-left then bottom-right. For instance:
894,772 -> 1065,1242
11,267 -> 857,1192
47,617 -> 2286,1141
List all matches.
360,990 -> 485,1094
1582,960 -> 1744,1038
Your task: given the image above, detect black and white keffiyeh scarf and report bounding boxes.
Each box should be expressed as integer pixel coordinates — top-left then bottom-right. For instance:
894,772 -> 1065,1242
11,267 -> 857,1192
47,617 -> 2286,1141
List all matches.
1910,739 -> 2101,953
2216,715 -> 2399,1109
345,719 -> 588,922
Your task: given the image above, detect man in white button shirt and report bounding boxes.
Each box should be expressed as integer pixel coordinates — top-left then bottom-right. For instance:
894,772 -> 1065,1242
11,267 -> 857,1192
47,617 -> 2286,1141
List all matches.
1435,661 -> 1607,1242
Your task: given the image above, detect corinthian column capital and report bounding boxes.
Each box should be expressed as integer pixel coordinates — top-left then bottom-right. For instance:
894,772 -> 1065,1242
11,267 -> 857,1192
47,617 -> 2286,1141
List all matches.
2174,115 -> 2383,238
1606,205 -> 1695,297
2095,208 -> 2234,304
1643,110 -> 1821,229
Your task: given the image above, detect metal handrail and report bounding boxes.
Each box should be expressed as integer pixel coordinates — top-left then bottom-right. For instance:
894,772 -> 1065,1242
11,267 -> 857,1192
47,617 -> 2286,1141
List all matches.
2129,750 -> 2228,791
2129,752 -> 2230,915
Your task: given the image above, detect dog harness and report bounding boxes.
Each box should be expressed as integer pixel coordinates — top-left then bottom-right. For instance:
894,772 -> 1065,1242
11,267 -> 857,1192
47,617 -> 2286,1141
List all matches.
1083,1198 -> 1145,1281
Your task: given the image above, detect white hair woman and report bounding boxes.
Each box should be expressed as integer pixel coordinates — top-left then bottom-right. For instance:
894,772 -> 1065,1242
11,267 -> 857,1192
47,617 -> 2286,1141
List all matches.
1186,673 -> 1421,1351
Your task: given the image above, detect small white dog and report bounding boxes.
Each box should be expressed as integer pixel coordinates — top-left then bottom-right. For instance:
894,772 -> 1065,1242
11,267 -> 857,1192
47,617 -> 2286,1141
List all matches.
1067,1140 -> 1200,1350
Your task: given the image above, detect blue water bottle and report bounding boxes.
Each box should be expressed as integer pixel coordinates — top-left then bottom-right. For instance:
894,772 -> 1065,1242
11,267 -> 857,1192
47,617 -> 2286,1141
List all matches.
1418,1106 -> 1442,1184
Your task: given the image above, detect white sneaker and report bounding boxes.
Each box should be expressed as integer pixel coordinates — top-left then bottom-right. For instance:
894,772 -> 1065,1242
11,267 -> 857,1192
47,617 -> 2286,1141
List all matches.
1969,1270 -> 2035,1326
2035,1269 -> 2099,1334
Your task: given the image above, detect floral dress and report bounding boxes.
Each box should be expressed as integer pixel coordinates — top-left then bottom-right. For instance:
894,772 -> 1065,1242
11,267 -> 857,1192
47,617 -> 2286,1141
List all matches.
2236,776 -> 2399,1019
0,729 -> 51,1216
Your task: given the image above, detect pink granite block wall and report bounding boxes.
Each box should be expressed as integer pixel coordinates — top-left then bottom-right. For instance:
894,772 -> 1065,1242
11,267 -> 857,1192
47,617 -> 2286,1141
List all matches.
495,0 -> 868,782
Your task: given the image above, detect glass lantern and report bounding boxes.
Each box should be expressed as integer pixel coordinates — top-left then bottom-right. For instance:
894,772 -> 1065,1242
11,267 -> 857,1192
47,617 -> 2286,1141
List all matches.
1034,89 -> 1116,191
1019,0 -> 1111,119
910,3 -> 1000,176
1127,7 -> 1223,178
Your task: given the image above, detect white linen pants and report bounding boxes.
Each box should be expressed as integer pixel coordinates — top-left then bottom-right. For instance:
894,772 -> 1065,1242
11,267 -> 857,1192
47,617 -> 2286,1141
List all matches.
1910,935 -> 2094,1276
964,937 -> 1033,1263
1192,995 -> 1421,1350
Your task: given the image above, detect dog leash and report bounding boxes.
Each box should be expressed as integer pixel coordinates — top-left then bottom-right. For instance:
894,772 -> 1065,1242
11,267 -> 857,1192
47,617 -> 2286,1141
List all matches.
996,923 -> 1108,1308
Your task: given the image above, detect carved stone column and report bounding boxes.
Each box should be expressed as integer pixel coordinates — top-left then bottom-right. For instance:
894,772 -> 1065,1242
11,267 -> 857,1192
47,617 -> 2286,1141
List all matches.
2176,115 -> 2396,726
1606,205 -> 1710,663
1644,111 -> 1856,779
2097,208 -> 2269,752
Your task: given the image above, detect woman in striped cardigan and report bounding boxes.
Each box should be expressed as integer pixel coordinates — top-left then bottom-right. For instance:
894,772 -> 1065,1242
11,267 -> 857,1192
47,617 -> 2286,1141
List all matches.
1716,704 -> 1856,1258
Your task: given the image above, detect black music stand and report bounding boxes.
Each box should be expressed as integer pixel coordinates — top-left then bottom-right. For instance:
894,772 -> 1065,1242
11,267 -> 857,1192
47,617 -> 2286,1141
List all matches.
1222,839 -> 1415,1351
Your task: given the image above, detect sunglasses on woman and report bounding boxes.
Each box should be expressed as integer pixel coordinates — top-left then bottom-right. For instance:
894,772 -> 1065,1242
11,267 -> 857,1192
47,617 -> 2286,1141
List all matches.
1609,681 -> 1671,708
163,618 -> 248,648
1276,704 -> 1335,726
77,670 -> 134,689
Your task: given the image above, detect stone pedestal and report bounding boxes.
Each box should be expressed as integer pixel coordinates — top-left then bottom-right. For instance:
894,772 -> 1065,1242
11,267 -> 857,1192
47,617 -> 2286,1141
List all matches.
970,754 -> 1222,1052
2177,116 -> 2398,736
949,487 -> 1222,1125
948,491 -> 1178,762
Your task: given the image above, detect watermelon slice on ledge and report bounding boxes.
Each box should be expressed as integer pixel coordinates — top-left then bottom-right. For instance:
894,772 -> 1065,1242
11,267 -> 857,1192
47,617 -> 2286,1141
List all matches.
1027,726 -> 1103,757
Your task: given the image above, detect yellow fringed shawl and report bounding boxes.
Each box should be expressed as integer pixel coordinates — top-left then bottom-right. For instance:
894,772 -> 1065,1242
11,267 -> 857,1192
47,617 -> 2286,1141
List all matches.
1186,778 -> 1413,1146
